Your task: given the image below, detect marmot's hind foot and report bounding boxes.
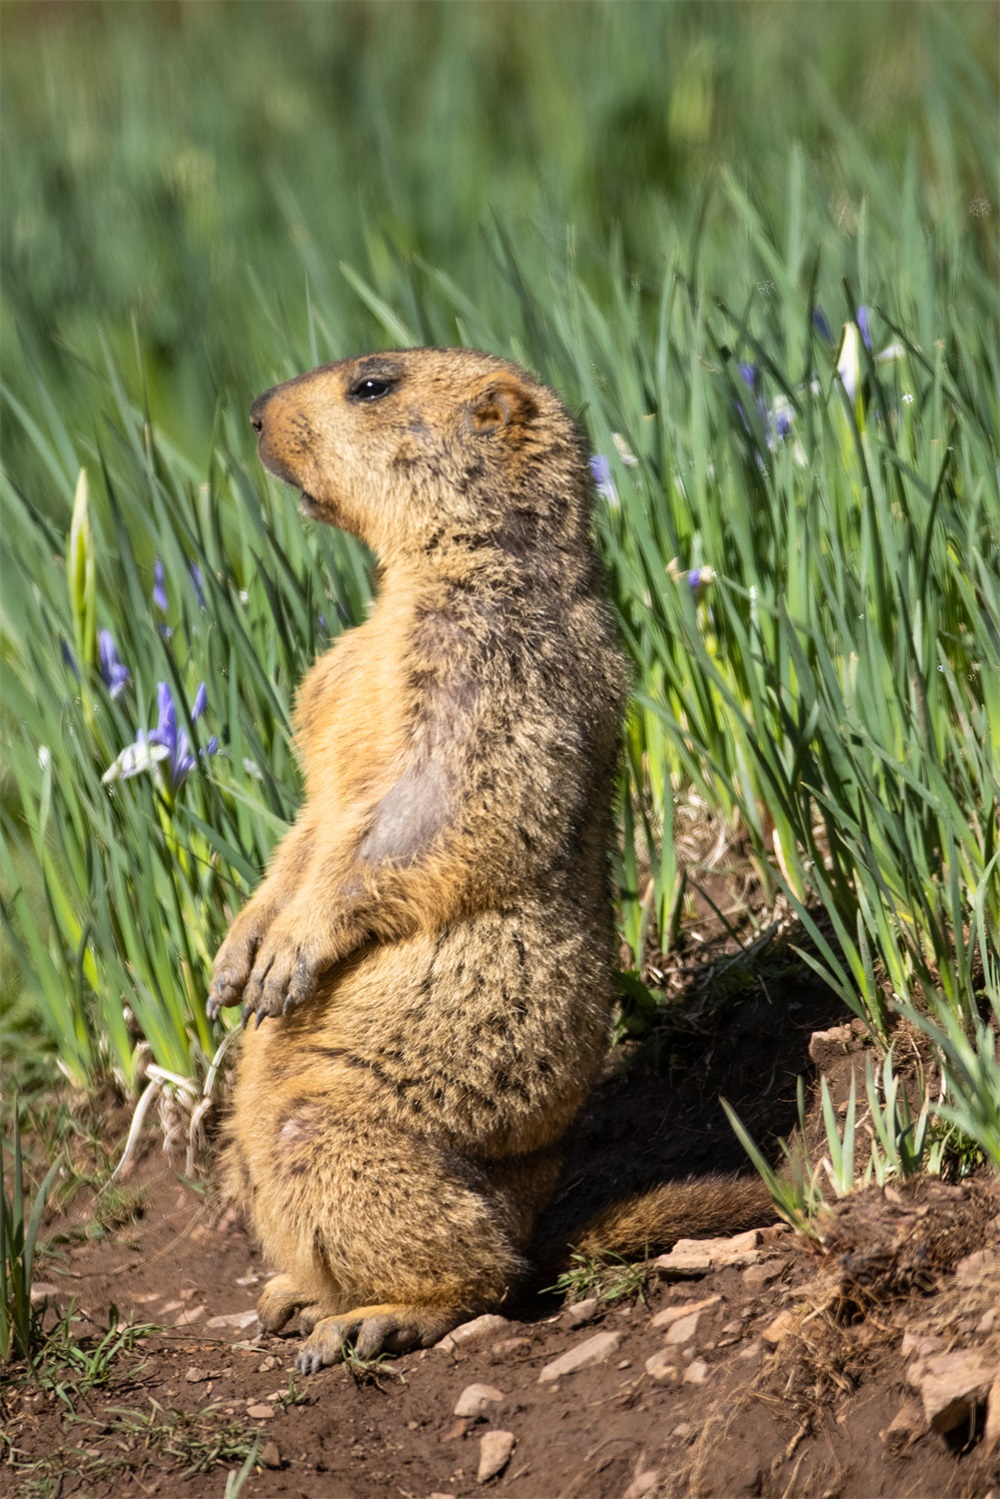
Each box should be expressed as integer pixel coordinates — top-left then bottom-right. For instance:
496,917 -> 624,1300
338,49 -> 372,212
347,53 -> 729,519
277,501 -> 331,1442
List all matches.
256,1274 -> 319,1335
294,1302 -> 461,1374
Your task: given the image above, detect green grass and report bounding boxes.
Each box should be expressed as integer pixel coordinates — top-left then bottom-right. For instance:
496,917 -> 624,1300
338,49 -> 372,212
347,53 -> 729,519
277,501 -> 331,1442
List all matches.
1,1 -> 998,1179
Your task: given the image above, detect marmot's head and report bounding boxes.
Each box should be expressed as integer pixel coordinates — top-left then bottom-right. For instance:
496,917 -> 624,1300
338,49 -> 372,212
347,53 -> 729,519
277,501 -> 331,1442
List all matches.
250,348 -> 592,566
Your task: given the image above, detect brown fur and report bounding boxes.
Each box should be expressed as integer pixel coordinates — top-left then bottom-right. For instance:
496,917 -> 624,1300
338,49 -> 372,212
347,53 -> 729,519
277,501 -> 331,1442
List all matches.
208,347 -> 773,1373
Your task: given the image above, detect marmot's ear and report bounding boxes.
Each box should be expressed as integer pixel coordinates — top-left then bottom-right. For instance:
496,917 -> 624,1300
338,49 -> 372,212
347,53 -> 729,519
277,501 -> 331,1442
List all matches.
466,380 -> 538,435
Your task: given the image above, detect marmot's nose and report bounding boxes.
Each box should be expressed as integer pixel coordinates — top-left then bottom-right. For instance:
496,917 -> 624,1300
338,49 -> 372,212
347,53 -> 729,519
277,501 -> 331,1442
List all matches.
249,389 -> 274,435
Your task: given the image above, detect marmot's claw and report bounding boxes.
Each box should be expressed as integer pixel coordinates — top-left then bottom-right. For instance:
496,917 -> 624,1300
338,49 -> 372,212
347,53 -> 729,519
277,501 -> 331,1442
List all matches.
294,1347 -> 326,1376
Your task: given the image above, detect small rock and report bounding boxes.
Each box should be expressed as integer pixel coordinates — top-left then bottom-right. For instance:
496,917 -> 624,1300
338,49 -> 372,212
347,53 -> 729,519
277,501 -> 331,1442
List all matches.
742,1261 -> 783,1292
880,1399 -> 924,1449
259,1440 -> 282,1469
977,1309 -> 998,1335
644,1349 -> 679,1382
758,1224 -> 791,1245
205,1310 -> 258,1330
985,1371 -> 1000,1453
911,1349 -> 996,1434
665,1312 -> 704,1346
437,1314 -> 510,1353
623,1471 -> 660,1499
651,1294 -> 721,1330
761,1310 -> 798,1345
683,1359 -> 710,1385
246,1403 -> 276,1419
672,1422 -> 693,1438
454,1383 -> 504,1418
185,1367 -> 211,1384
235,1273 -> 260,1286
492,1336 -> 531,1356
807,1024 -> 852,1065
564,1297 -> 599,1328
652,1230 -> 761,1278
538,1330 -> 621,1383
954,1248 -> 997,1286
477,1429 -> 515,1483
257,1355 -> 278,1372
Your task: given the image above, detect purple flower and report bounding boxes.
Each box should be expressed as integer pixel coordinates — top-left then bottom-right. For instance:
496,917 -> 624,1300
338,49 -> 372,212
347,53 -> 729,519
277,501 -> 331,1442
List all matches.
98,629 -> 130,699
153,559 -> 168,613
148,680 -> 217,788
738,363 -> 758,392
103,680 -> 217,790
189,563 -> 206,609
589,453 -> 619,505
856,305 -> 872,350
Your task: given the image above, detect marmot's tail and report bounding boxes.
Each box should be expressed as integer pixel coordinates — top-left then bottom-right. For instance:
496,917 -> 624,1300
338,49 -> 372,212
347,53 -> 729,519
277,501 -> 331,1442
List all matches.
536,1175 -> 776,1276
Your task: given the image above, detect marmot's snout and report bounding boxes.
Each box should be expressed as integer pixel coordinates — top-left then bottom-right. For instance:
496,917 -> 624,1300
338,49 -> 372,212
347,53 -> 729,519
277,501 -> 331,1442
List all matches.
249,385 -> 303,491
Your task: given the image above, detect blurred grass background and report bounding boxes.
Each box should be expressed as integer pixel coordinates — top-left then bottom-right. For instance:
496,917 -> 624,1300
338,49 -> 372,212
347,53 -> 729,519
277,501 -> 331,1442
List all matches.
1,0 -> 999,1179
4,0 -> 995,479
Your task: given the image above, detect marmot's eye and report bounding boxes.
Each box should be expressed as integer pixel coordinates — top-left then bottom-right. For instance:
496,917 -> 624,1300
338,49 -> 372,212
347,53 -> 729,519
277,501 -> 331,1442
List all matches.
347,376 -> 395,403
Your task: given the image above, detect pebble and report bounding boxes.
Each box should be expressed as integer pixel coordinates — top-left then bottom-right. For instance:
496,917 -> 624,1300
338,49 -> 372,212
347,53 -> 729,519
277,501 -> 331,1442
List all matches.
538,1330 -> 622,1383
683,1359 -> 710,1385
652,1230 -> 761,1278
185,1367 -> 211,1383
259,1441 -> 282,1468
807,1024 -> 852,1065
437,1314 -> 510,1353
663,1312 -> 702,1346
651,1294 -> 721,1329
205,1310 -> 258,1330
477,1430 -> 515,1484
257,1355 -> 278,1372
564,1297 -> 599,1328
246,1403 -> 276,1419
454,1383 -> 504,1418
644,1349 -> 679,1382
742,1261 -> 783,1292
880,1399 -> 923,1448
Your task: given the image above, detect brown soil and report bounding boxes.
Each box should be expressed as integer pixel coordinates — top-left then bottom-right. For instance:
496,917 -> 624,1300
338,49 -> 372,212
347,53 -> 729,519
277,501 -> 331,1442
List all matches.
5,973 -> 1000,1499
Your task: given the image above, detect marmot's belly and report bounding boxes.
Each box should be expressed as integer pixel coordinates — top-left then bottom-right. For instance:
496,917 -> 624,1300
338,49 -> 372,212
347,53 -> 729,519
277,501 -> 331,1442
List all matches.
234,909 -> 612,1174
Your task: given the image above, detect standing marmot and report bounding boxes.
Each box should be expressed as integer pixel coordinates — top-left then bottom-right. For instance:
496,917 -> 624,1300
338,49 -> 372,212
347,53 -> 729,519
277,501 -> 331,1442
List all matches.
208,348 -> 771,1372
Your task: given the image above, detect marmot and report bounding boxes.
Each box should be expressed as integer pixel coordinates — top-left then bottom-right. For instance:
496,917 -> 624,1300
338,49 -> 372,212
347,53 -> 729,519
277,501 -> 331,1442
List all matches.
208,347 -> 772,1373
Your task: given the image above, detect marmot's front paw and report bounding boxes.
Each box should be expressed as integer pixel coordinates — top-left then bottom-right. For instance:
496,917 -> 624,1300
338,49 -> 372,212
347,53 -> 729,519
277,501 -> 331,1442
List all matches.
207,908 -> 270,1018
239,913 -> 331,1027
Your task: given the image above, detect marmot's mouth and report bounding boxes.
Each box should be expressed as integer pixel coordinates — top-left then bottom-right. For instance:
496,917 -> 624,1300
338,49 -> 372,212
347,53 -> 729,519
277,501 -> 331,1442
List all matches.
299,491 -> 319,517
